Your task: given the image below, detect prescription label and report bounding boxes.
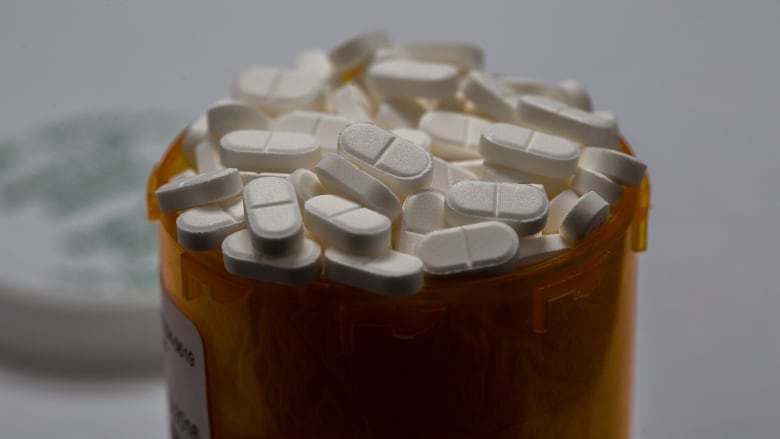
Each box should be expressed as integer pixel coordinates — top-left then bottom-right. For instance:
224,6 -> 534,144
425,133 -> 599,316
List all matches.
162,293 -> 211,439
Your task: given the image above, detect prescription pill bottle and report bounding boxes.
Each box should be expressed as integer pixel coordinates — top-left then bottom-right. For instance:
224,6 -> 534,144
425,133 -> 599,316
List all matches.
147,131 -> 649,439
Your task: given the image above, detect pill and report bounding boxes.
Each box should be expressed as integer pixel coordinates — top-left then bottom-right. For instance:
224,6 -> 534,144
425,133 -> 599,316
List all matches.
578,147 -> 646,186
273,111 -> 354,153
444,180 -> 549,236
222,229 -> 322,285
429,157 -> 476,193
295,50 -> 332,79
304,194 -> 391,256
392,128 -> 432,151
325,247 -> 423,296
375,98 -> 426,130
206,100 -> 270,145
338,122 -> 434,195
555,79 -> 593,112
515,95 -> 619,149
499,77 -> 593,112
418,111 -> 491,160
288,168 -> 325,203
314,153 -> 402,220
328,31 -> 391,76
462,71 -> 519,122
176,196 -> 245,251
239,171 -> 289,185
448,158 -> 484,176
181,115 -> 208,165
366,59 -> 459,99
390,41 -> 484,71
517,234 -> 570,267
570,167 -> 624,205
155,168 -> 243,212
543,189 -> 580,234
331,83 -> 374,121
479,123 -> 580,178
243,177 -> 303,256
417,221 -> 519,276
194,141 -> 223,173
396,190 -> 446,254
220,130 -> 321,173
233,67 -> 325,115
168,169 -> 197,185
480,162 -> 569,198
559,191 -> 609,243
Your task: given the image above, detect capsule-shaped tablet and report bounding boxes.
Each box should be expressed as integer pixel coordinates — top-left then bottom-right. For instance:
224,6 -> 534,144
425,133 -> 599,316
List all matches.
444,180 -> 548,236
417,221 -> 519,276
392,128 -> 432,152
222,230 -> 322,286
328,31 -> 391,75
288,168 -> 325,203
418,111 -> 492,160
462,71 -> 519,122
366,59 -> 459,99
559,191 -> 609,243
176,196 -> 246,251
517,234 -> 570,267
155,168 -> 243,213
304,194 -> 391,256
516,95 -> 619,149
578,147 -> 646,186
243,177 -> 303,256
220,130 -> 321,173
396,190 -> 446,255
376,98 -> 426,130
325,248 -> 424,297
390,41 -> 483,71
233,67 -> 325,114
429,157 -> 477,193
570,167 -> 623,205
273,111 -> 354,153
206,100 -> 270,145
480,162 -> 569,198
479,123 -> 580,178
338,122 -> 433,195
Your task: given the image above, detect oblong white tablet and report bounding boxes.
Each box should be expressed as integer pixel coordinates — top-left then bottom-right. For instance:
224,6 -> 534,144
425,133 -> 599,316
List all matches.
515,95 -> 619,149
220,129 -> 321,173
578,147 -> 646,186
392,128 -> 432,152
444,180 -> 549,236
570,167 -> 624,205
479,123 -> 580,178
222,230 -> 322,285
325,248 -> 424,296
543,189 -> 580,234
418,111 -> 491,160
338,122 -> 433,195
429,157 -> 477,193
206,100 -> 270,145
376,98 -> 426,130
155,168 -> 243,212
328,31 -> 391,75
417,221 -> 519,276
499,77 -> 593,112
288,168 -> 325,203
273,110 -> 353,153
304,194 -> 391,256
243,177 -> 303,256
366,59 -> 459,99
391,41 -> 483,71
233,67 -> 325,114
517,234 -> 570,267
480,162 -> 568,198
462,71 -> 519,122
559,191 -> 609,243
176,196 -> 245,251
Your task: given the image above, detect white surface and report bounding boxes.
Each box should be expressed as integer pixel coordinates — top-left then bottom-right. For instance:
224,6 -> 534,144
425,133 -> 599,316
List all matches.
303,194 -> 391,256
220,130 -> 321,173
366,59 -> 460,99
430,157 -> 476,193
243,177 -> 303,256
176,195 -> 245,251
232,67 -> 325,114
324,247 -> 424,296
479,123 -> 580,178
206,100 -> 269,146
462,70 -> 518,122
419,111 -> 490,160
154,168 -> 243,213
274,110 -> 353,153
1,1 -> 779,438
377,98 -> 425,130
331,83 -> 374,121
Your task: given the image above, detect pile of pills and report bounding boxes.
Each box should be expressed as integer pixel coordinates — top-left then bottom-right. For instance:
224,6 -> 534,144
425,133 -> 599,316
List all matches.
155,31 -> 646,297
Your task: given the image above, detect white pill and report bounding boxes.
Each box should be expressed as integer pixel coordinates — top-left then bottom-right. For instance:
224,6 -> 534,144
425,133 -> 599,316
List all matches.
578,147 -> 646,186
222,230 -> 322,286
418,111 -> 491,160
206,100 -> 270,145
273,110 -> 353,153
480,162 -> 569,198
194,141 -> 223,173
176,196 -> 245,251
314,153 -> 402,220
328,31 -> 391,75
555,79 -> 593,112
325,248 -> 423,296
338,122 -> 434,195
570,167 -> 623,205
462,71 -> 519,122
392,128 -> 432,152
517,234 -> 570,267
543,189 -> 580,234
498,76 -> 549,95
448,158 -> 484,176
479,123 -> 580,178
288,168 -> 325,203
375,98 -> 425,130
304,194 -> 391,256
181,115 -> 208,165
429,157 -> 476,193
499,77 -> 593,112
239,171 -> 289,185
243,177 -> 303,256
295,50 -> 332,79
331,83 -> 374,121
515,95 -> 619,149
396,190 -> 446,254
559,191 -> 609,243
390,41 -> 484,71
233,67 -> 325,115
417,221 -> 519,276
155,168 -> 243,212
366,59 -> 459,99
220,129 -> 321,173
444,180 -> 549,236
168,169 -> 197,185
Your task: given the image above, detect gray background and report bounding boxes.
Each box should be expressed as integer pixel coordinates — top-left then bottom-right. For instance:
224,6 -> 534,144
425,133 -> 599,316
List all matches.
1,0 -> 779,438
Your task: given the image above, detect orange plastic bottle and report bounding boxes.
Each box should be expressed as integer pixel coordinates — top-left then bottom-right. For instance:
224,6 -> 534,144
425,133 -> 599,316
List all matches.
148,131 -> 649,439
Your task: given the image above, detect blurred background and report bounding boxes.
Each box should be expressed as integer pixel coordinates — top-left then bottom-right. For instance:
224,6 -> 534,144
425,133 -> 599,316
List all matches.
1,1 -> 778,438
